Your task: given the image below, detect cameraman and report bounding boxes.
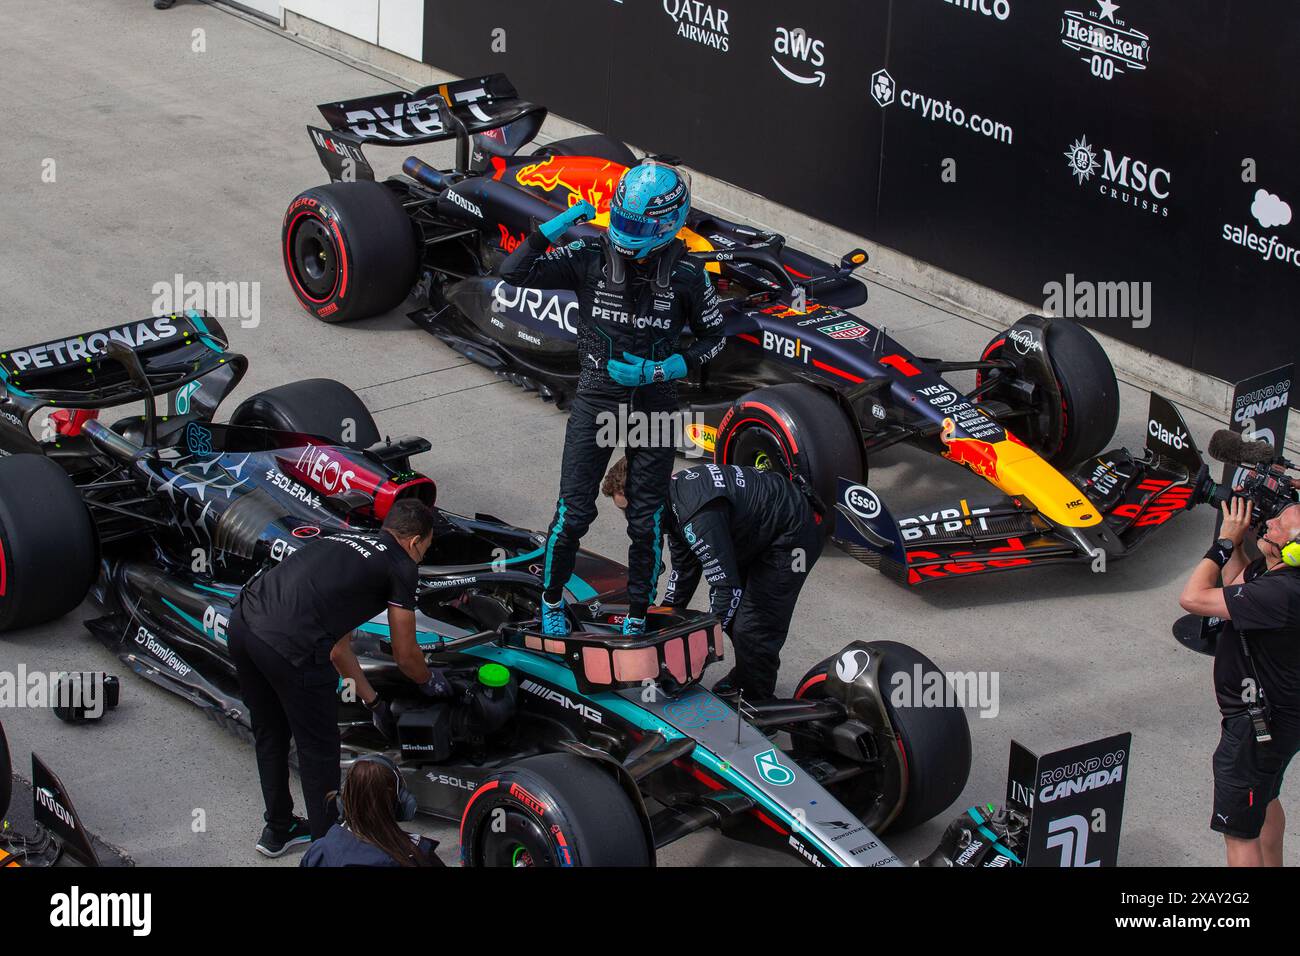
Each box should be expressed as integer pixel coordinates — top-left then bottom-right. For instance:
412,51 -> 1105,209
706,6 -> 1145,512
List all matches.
1180,497 -> 1300,866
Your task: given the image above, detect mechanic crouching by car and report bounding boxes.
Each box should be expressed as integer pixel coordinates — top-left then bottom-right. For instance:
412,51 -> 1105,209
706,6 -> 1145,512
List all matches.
301,755 -> 443,867
496,160 -> 725,638
229,501 -> 452,857
603,458 -> 823,702
1179,497 -> 1300,866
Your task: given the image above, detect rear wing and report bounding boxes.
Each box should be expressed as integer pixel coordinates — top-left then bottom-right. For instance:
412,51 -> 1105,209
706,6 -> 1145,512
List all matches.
0,311 -> 246,413
310,73 -> 546,179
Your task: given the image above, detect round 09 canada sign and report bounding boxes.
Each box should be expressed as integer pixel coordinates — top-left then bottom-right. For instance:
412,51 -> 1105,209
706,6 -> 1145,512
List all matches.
422,0 -> 1300,407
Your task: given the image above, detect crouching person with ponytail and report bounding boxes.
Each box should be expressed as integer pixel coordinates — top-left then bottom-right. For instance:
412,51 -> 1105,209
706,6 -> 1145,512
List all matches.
301,755 -> 444,867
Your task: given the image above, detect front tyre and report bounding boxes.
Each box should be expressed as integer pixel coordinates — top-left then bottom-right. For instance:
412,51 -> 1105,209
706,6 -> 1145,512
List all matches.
794,641 -> 971,832
0,456 -> 97,632
282,181 -> 419,323
978,316 -> 1119,467
460,754 -> 651,867
229,378 -> 381,449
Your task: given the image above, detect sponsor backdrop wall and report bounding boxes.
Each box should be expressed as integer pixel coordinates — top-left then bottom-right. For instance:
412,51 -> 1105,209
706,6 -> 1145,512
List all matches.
423,0 -> 1299,407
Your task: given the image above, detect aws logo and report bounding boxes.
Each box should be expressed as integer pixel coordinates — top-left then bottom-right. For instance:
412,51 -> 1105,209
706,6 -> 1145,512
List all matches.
772,27 -> 826,86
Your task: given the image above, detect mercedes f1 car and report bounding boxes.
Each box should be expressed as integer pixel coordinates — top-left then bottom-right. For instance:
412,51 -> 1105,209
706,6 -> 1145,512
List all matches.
282,73 -> 1210,588
0,314 -> 971,866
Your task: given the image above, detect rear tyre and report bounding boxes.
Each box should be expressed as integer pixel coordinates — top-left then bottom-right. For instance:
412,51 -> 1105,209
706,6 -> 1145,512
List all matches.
793,641 -> 971,832
460,753 -> 651,867
282,181 -> 419,323
532,134 -> 637,168
0,456 -> 97,632
978,317 -> 1119,467
715,383 -> 863,528
230,378 -> 381,449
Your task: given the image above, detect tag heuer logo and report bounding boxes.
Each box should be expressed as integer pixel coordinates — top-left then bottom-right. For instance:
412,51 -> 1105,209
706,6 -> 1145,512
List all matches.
819,320 -> 869,340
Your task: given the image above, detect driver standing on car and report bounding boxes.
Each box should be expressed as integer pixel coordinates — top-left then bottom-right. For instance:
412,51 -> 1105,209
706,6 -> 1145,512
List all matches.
229,500 -> 451,857
602,457 -> 824,702
497,160 -> 725,637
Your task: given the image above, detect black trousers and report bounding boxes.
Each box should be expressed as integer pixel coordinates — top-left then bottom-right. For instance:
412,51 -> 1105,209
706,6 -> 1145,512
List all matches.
730,522 -> 824,700
543,393 -> 676,617
228,611 -> 340,841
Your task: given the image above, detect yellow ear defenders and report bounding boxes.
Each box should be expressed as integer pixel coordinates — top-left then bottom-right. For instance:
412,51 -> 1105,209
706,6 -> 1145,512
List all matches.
1283,533 -> 1300,568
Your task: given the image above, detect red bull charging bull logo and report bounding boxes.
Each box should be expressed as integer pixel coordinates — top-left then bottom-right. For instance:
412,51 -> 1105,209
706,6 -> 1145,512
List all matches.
941,418 -> 1000,481
514,155 -> 626,213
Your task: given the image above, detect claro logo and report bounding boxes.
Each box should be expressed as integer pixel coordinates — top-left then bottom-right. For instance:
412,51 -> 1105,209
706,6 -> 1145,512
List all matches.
1148,418 -> 1189,450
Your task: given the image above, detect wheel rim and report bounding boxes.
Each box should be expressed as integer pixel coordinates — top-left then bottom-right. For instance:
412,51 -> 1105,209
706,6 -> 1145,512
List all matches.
730,426 -> 788,475
476,807 -> 557,867
292,218 -> 339,299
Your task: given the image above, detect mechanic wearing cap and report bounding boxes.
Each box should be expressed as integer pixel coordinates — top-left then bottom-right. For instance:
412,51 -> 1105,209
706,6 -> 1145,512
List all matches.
497,160 -> 725,638
602,458 -> 823,701
1180,497 -> 1300,866
229,500 -> 451,857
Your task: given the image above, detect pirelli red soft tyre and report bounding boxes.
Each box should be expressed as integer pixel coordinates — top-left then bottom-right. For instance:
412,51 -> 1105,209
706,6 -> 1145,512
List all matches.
793,641 -> 972,833
978,317 -> 1119,468
715,383 -> 863,527
282,181 -> 419,323
459,754 -> 652,867
0,455 -> 97,633
229,378 -> 381,450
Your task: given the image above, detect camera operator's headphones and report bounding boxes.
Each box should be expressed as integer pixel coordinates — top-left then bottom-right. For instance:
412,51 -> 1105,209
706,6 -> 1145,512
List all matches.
1283,534 -> 1300,568
348,754 -> 418,822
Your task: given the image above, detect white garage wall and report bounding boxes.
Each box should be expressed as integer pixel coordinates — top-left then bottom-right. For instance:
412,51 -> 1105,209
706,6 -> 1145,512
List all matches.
378,0 -> 424,62
281,0 -> 423,60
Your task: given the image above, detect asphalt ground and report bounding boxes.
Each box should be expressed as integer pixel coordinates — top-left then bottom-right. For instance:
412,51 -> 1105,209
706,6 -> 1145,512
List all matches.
0,0 -> 1278,867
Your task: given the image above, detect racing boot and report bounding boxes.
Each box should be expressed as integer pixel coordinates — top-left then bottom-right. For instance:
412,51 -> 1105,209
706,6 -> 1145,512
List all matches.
255,816 -> 311,858
541,597 -> 570,637
711,669 -> 741,704
621,615 -> 645,636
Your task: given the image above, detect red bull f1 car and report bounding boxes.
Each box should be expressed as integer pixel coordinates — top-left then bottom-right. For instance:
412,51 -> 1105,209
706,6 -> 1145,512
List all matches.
0,314 -> 973,866
281,73 -> 1210,587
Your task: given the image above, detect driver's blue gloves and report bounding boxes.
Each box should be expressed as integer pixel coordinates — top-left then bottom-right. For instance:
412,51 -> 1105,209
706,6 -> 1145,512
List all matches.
539,201 -> 596,243
606,352 -> 688,387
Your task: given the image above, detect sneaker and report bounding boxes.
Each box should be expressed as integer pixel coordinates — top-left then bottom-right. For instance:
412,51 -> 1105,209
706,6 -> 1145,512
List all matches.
621,615 -> 645,636
255,816 -> 311,858
541,598 -> 569,636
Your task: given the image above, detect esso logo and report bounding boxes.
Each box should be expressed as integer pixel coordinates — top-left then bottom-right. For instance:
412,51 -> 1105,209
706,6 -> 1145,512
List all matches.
844,484 -> 881,519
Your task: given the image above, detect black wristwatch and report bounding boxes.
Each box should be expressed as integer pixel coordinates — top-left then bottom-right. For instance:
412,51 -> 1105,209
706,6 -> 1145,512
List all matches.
362,693 -> 383,712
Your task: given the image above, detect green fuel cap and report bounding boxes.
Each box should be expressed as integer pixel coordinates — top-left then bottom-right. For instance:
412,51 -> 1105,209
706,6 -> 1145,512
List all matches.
477,663 -> 510,688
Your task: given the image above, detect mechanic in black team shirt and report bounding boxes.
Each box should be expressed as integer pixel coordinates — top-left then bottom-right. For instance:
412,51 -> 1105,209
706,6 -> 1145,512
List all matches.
1180,497 -> 1300,866
602,458 -> 823,701
229,501 -> 451,857
497,160 -> 725,638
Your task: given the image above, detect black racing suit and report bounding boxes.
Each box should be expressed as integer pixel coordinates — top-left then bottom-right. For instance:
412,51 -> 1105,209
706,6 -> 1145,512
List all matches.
498,231 -> 725,616
663,463 -> 823,699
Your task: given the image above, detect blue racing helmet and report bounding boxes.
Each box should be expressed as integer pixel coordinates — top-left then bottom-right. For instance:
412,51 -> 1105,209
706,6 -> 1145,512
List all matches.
607,161 -> 691,259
